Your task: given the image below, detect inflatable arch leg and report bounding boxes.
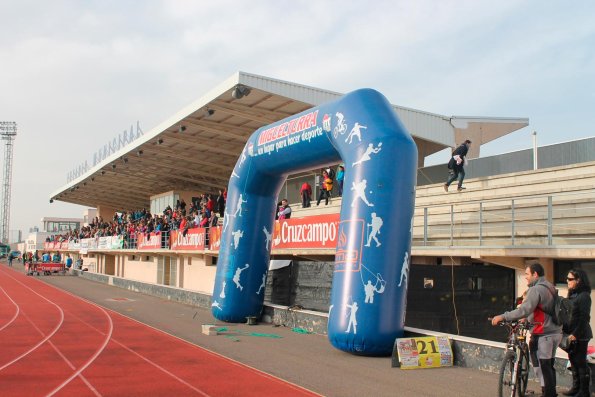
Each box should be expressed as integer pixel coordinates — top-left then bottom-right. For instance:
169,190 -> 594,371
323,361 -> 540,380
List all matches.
211,89 -> 417,356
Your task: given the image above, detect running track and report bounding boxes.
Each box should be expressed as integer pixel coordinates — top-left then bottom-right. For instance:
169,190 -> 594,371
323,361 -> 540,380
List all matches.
0,264 -> 320,396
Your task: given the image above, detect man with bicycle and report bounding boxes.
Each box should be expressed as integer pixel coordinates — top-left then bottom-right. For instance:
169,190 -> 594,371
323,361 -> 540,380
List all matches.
492,263 -> 563,397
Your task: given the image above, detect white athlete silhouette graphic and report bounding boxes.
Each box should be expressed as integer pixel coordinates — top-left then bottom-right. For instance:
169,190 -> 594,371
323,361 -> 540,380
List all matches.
222,208 -> 230,233
219,281 -> 226,298
352,142 -> 382,167
256,273 -> 266,295
239,146 -> 247,168
233,194 -> 248,217
211,300 -> 222,310
345,301 -> 359,334
231,169 -> 240,179
231,229 -> 244,249
364,280 -> 379,304
350,179 -> 374,207
263,226 -> 272,251
365,213 -> 383,248
345,122 -> 367,144
410,215 -> 414,238
363,273 -> 386,304
398,252 -> 409,287
333,112 -> 347,138
233,264 -> 250,291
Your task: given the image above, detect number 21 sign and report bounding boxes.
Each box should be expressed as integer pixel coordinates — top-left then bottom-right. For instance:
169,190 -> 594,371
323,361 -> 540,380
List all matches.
392,336 -> 453,369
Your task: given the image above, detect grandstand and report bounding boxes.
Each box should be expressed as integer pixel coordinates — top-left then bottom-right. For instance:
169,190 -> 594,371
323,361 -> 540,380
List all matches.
47,72 -> 595,344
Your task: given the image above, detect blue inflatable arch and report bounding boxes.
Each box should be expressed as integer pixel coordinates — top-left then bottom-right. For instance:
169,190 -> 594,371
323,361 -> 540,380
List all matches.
212,89 -> 417,356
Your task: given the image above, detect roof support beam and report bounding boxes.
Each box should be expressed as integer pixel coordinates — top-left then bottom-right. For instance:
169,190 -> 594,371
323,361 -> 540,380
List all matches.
208,101 -> 287,124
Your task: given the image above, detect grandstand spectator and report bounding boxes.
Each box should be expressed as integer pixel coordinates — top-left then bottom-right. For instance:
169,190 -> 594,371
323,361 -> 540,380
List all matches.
199,213 -> 209,228
336,165 -> 345,196
206,195 -> 215,213
209,211 -> 219,228
317,171 -> 332,206
300,181 -> 312,208
193,211 -> 201,227
216,189 -> 226,216
199,202 -> 209,219
179,216 -> 189,237
278,199 -> 292,220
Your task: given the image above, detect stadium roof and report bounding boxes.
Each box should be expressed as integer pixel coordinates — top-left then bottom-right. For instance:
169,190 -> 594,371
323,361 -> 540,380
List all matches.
50,71 -> 528,210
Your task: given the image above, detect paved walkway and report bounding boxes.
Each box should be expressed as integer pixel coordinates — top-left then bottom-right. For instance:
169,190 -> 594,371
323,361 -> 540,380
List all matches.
3,261 -> 538,396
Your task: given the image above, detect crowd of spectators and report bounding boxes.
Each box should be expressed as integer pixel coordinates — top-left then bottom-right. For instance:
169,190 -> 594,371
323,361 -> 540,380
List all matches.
45,192 -> 227,246
43,166 -> 345,247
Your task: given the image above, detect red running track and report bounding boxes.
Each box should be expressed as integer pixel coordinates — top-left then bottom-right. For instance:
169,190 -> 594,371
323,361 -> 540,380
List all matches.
0,265 -> 320,397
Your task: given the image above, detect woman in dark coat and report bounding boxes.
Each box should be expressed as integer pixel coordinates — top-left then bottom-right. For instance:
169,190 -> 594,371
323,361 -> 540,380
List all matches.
563,268 -> 593,396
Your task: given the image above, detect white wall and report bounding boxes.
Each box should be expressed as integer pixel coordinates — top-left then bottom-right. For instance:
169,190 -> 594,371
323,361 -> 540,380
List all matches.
182,255 -> 217,293
123,256 -> 157,284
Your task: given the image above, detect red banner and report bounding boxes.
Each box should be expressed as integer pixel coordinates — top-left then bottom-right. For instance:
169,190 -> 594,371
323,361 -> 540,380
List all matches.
209,226 -> 221,252
271,214 -> 340,250
137,232 -> 162,250
170,228 -> 206,250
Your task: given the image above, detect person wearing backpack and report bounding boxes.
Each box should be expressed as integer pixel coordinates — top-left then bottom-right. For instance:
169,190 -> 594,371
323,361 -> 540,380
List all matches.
563,269 -> 592,397
492,263 -> 563,397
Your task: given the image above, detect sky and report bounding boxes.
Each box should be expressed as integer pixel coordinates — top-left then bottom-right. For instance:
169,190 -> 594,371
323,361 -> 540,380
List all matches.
1,0 -> 594,239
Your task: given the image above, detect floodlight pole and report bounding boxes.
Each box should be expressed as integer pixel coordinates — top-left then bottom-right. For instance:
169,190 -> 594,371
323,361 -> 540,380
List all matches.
0,122 -> 17,244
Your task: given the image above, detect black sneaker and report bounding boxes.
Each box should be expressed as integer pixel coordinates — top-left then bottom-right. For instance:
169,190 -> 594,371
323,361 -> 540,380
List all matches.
457,186 -> 466,192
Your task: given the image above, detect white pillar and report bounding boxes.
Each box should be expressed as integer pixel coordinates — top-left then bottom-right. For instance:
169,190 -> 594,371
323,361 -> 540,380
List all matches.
532,131 -> 538,170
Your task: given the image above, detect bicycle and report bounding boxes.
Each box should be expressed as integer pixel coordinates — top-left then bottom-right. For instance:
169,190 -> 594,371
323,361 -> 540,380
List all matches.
493,319 -> 533,397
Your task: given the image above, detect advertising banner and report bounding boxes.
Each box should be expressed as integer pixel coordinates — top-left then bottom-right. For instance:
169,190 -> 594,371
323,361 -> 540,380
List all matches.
208,226 -> 221,252
271,214 -> 340,250
137,232 -> 162,250
170,228 -> 206,250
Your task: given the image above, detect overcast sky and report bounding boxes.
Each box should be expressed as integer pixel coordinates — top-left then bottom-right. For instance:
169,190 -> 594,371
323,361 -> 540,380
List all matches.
1,0 -> 594,237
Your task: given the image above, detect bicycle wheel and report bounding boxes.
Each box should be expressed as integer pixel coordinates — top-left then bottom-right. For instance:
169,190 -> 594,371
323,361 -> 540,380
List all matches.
516,347 -> 530,397
498,351 -> 516,397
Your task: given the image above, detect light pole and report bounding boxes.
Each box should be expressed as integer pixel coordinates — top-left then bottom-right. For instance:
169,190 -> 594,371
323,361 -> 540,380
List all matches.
0,122 -> 17,244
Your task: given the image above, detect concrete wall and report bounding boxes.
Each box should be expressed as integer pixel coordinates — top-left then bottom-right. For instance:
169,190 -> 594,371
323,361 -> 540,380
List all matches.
123,255 -> 157,284
181,255 -> 217,293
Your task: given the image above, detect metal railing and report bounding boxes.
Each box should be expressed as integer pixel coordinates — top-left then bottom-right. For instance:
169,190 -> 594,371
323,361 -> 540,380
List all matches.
413,189 -> 595,248
44,190 -> 595,253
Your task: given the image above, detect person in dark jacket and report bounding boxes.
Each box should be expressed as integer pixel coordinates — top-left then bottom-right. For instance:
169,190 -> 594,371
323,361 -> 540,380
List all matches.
563,268 -> 592,397
444,139 -> 471,192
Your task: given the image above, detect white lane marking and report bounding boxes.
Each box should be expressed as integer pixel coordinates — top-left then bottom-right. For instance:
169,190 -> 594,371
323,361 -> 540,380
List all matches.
0,267 -> 109,397
0,278 -> 64,371
52,287 -> 212,397
0,286 -> 19,331
20,310 -> 102,397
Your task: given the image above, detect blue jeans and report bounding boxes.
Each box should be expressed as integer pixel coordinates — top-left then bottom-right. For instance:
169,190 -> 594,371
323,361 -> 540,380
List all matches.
446,166 -> 465,188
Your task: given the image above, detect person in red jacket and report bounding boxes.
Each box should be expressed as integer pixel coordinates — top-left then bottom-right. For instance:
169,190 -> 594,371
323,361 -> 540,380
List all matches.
300,182 -> 312,208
